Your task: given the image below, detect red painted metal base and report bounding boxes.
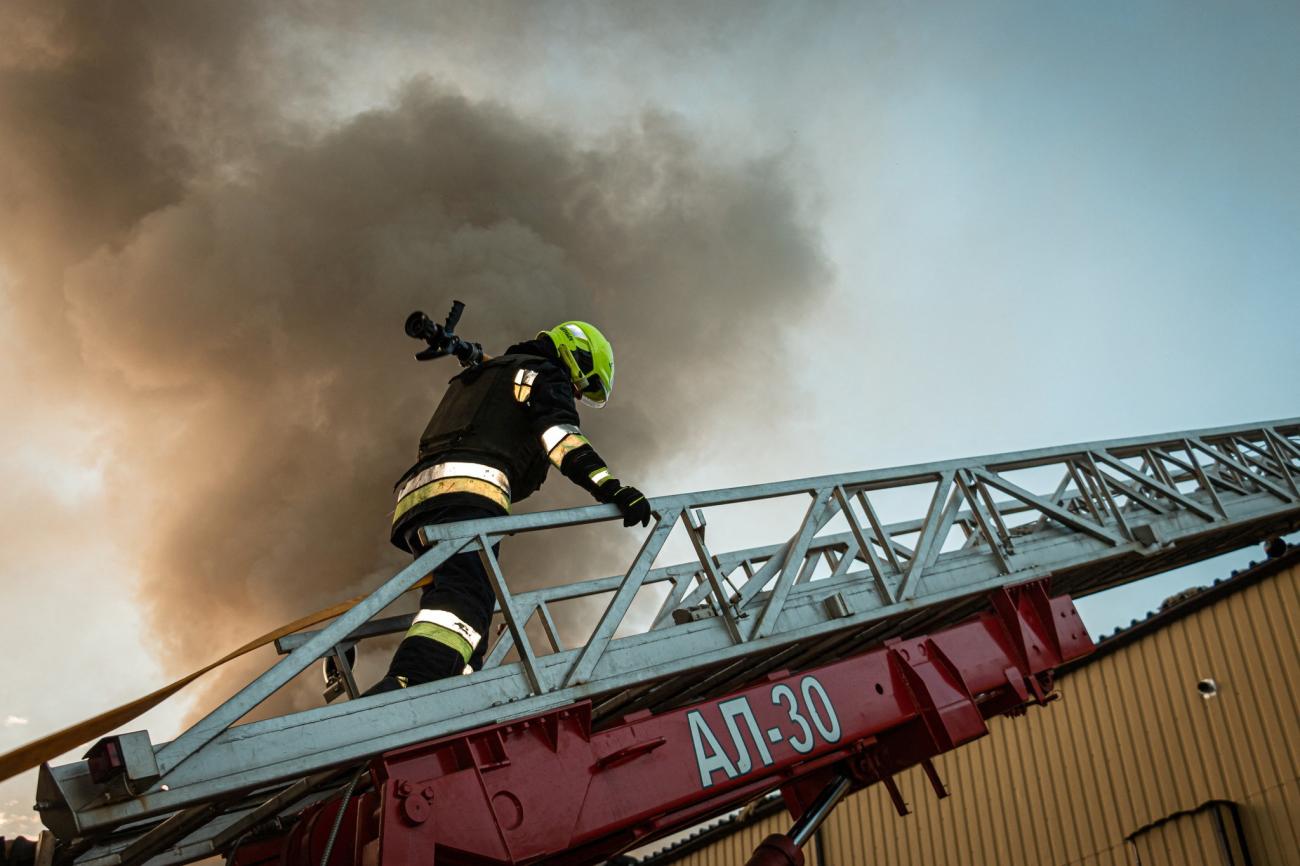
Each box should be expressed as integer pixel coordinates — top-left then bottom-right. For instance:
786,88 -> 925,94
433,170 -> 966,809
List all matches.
744,835 -> 803,866
232,580 -> 1093,866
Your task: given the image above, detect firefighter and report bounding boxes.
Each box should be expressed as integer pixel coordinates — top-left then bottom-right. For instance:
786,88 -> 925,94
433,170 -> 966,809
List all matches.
365,321 -> 651,694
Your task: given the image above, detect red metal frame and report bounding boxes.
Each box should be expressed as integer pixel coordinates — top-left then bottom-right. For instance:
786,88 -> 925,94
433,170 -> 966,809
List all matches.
232,580 -> 1093,866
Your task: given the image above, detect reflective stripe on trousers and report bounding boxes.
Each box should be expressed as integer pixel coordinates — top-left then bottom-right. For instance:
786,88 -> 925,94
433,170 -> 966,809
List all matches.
406,608 -> 483,664
393,462 -> 511,523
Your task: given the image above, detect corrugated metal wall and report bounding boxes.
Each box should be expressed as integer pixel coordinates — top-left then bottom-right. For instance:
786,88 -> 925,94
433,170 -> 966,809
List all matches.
655,561 -> 1300,866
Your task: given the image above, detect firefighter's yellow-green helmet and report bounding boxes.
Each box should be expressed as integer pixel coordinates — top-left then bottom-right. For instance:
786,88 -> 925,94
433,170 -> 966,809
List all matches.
540,321 -> 615,407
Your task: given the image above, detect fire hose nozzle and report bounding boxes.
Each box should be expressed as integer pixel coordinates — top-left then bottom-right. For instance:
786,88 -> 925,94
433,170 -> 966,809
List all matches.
406,300 -> 483,366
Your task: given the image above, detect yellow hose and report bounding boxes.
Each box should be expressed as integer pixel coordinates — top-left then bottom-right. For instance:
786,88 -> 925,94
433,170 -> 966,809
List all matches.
0,577 -> 432,783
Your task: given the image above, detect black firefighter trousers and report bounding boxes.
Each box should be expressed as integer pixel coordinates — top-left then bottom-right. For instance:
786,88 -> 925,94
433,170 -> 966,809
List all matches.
387,504 -> 501,685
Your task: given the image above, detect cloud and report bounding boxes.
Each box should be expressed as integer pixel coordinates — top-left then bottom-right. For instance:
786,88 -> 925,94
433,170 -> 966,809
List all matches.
0,807 -> 43,838
0,2 -> 830,722
3,717 -> 28,727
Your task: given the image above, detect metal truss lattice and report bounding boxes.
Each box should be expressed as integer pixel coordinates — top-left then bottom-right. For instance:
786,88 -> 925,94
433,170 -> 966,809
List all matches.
39,418 -> 1300,866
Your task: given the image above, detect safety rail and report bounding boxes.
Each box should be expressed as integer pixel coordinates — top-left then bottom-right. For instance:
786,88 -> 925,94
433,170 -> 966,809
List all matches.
36,417 -> 1300,866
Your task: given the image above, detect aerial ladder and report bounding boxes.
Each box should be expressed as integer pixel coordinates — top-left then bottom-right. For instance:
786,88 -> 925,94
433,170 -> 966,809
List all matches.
20,418 -> 1300,866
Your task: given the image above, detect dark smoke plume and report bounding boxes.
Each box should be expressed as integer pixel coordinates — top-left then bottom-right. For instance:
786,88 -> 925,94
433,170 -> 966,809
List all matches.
0,2 -> 830,718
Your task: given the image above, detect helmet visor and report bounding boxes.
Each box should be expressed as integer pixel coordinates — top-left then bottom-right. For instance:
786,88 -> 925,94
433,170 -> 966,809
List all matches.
568,347 -> 609,406
580,373 -> 608,408
572,348 -> 595,376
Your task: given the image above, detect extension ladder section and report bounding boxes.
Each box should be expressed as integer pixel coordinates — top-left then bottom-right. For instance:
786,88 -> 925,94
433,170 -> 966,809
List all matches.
33,419 -> 1300,866
231,581 -> 1090,866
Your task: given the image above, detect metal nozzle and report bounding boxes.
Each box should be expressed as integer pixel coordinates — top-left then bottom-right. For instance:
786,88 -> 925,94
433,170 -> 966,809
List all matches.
405,311 -> 435,340
406,300 -> 480,366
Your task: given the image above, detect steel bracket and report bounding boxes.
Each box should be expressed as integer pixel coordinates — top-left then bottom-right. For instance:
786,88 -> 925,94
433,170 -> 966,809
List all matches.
84,732 -> 160,801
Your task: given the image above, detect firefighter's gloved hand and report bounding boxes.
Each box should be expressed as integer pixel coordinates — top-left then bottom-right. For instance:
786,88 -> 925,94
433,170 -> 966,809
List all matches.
607,484 -> 652,527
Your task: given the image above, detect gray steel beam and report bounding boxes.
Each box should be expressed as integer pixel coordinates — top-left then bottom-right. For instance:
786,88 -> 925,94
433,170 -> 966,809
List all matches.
36,418 -> 1300,866
47,496 -> 1296,837
154,539 -> 468,777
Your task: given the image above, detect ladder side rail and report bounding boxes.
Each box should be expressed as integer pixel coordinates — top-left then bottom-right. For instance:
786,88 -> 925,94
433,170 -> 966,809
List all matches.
53,478 -> 1300,837
50,486 -> 1299,837
401,419 -> 1300,551
981,418 -> 1300,472
279,551 -> 708,672
43,419 -> 1300,842
525,485 -> 1293,713
504,434 -> 1289,717
490,559 -> 693,667
40,539 -> 1032,833
277,551 -> 708,658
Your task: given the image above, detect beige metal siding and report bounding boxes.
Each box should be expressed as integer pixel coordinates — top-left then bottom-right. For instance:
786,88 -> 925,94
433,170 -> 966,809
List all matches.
659,562 -> 1300,866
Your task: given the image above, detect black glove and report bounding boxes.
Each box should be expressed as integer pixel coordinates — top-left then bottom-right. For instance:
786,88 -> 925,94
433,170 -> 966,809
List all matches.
605,483 -> 652,527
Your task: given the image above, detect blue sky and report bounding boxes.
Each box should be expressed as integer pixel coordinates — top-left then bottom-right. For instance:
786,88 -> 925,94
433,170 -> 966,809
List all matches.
447,1 -> 1300,628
